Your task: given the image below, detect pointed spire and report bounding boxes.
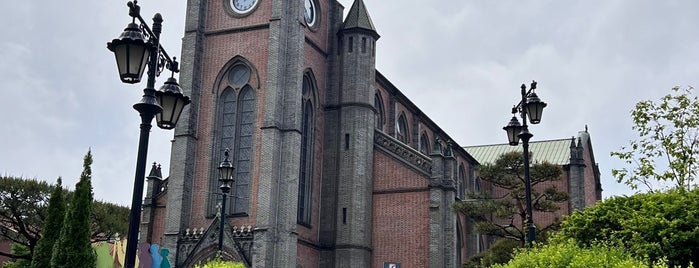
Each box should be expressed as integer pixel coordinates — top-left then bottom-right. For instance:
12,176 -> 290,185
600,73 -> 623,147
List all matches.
147,162 -> 162,180
342,0 -> 380,39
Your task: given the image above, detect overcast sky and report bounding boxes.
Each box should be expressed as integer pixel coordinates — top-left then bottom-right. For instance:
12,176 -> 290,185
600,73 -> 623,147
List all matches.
1,0 -> 698,206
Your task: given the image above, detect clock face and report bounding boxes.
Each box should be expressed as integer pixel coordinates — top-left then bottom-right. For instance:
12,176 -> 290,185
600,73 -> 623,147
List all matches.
304,0 -> 316,26
231,0 -> 258,14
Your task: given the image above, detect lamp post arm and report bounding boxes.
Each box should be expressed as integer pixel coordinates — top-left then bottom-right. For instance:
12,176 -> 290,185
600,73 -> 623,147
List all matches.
512,81 -> 538,113
128,1 -> 180,75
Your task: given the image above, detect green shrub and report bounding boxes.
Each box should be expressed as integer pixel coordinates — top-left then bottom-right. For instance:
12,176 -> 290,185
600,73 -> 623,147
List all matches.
193,258 -> 246,268
492,240 -> 664,268
560,189 -> 699,267
463,238 -> 519,268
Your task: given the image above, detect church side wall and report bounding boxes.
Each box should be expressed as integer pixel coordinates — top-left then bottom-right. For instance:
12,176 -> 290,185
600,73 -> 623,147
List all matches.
582,144 -> 600,206
372,149 -> 431,267
152,193 -> 168,245
297,242 -> 321,268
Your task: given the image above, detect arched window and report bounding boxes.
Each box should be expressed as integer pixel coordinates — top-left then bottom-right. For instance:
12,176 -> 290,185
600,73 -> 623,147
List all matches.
419,132 -> 430,155
210,62 -> 256,216
374,92 -> 385,130
458,164 -> 466,199
396,114 -> 408,144
457,219 -> 463,266
470,165 -> 480,193
298,74 -> 315,225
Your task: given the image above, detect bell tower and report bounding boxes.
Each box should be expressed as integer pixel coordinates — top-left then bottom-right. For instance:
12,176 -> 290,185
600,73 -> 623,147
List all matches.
161,0 -> 318,266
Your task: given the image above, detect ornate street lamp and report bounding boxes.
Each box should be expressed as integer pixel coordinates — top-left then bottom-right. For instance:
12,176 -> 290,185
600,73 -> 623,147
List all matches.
217,149 -> 235,252
156,76 -> 190,129
525,91 -> 547,124
503,113 -> 522,146
107,22 -> 151,84
502,80 -> 547,246
106,1 -> 190,267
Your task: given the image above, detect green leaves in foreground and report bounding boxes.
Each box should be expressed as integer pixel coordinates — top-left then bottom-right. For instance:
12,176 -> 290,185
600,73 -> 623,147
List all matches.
492,240 -> 665,268
194,258 -> 246,268
559,189 -> 699,267
611,86 -> 699,191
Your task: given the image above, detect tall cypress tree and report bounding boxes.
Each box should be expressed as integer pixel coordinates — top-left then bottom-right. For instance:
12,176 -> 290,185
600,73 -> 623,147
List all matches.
51,151 -> 96,267
31,177 -> 66,268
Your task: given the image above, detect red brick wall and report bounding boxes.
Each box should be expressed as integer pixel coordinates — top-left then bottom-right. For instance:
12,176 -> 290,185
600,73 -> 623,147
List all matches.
296,242 -> 321,268
294,1 -> 335,265
152,192 -> 168,245
0,238 -> 10,266
295,14 -> 331,259
206,0 -> 273,31
582,144 -> 600,207
189,0 -> 274,230
303,0 -> 332,53
372,149 -> 430,267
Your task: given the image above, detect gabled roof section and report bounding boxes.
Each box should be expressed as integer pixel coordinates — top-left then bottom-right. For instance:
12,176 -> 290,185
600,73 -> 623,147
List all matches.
342,0 -> 379,37
464,138 -> 573,165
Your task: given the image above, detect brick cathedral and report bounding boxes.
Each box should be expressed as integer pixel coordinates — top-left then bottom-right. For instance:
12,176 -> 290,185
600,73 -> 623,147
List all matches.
140,0 -> 602,267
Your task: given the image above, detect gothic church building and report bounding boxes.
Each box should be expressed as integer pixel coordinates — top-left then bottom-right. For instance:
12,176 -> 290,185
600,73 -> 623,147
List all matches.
141,0 -> 574,267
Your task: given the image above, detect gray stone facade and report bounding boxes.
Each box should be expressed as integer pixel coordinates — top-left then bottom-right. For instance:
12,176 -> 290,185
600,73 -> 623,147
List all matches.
146,0 -> 473,267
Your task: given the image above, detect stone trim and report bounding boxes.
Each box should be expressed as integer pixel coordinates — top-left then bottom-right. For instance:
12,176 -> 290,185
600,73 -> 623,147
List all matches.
374,130 -> 432,175
203,23 -> 270,37
373,187 -> 429,195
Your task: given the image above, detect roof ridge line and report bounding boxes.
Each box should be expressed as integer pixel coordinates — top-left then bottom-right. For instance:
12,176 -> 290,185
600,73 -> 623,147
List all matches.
463,138 -> 573,148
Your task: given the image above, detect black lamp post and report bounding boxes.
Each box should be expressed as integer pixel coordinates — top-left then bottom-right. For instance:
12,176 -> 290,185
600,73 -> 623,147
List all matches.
106,1 -> 190,267
217,149 -> 235,252
502,81 -> 547,246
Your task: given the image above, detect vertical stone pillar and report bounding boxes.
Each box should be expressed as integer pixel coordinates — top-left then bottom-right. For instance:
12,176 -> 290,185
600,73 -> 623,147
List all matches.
252,0 -> 304,266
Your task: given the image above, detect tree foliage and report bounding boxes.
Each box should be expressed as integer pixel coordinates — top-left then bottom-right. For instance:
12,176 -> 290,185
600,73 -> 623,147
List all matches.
0,177 -> 50,260
3,244 -> 32,268
462,238 -> 519,268
491,240 -> 663,268
0,177 -> 128,261
30,178 -> 66,268
612,86 -> 699,191
559,189 -> 699,267
51,150 -> 97,267
194,258 -> 246,268
91,200 -> 130,242
453,151 -> 566,247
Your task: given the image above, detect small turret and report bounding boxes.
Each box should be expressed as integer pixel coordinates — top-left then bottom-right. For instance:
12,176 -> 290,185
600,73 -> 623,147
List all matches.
340,0 -> 380,39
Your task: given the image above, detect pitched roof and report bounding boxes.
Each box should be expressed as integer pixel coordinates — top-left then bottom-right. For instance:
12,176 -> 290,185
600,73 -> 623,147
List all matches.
342,0 -> 378,34
464,138 -> 574,165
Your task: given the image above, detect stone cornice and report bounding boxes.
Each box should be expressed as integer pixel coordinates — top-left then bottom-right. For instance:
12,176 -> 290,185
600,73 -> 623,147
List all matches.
374,130 -> 432,175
